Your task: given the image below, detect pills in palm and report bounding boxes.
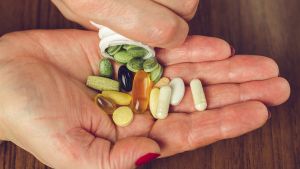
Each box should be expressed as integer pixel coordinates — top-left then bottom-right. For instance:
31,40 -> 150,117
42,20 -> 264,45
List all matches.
190,79 -> 207,111
89,39 -> 208,126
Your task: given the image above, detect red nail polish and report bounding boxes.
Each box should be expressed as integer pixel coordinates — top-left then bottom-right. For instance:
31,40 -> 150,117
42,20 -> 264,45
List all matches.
135,153 -> 160,166
230,45 -> 236,56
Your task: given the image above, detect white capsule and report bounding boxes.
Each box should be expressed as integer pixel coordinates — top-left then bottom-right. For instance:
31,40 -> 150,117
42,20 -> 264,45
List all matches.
169,78 -> 185,106
155,85 -> 172,119
190,79 -> 207,111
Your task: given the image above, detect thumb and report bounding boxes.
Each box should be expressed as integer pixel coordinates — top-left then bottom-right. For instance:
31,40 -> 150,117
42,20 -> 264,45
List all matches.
110,137 -> 161,169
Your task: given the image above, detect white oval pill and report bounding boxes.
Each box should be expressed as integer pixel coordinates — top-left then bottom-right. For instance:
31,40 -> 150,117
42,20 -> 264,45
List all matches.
169,78 -> 185,106
156,85 -> 172,119
190,79 -> 207,111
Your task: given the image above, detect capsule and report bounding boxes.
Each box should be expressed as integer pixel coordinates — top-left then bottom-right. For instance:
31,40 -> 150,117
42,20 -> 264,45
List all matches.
102,91 -> 132,106
190,79 -> 207,111
94,94 -> 117,115
155,85 -> 172,119
118,65 -> 134,92
131,71 -> 152,114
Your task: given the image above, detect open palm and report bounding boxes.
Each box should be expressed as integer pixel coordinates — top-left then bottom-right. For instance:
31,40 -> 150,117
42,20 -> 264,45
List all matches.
0,30 -> 290,169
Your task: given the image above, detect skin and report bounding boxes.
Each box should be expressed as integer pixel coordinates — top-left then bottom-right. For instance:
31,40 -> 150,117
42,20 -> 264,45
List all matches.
51,0 -> 200,48
0,30 -> 290,169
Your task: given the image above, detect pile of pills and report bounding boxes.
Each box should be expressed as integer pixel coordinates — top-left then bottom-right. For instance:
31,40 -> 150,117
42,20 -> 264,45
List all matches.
86,44 -> 207,127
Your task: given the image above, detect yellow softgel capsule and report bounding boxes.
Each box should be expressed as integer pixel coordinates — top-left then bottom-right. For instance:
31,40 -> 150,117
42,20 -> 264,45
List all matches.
149,88 -> 160,118
94,94 -> 117,115
112,106 -> 134,127
102,91 -> 132,106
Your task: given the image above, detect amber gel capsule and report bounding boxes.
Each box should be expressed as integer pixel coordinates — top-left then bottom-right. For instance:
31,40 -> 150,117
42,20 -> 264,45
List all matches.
131,70 -> 152,113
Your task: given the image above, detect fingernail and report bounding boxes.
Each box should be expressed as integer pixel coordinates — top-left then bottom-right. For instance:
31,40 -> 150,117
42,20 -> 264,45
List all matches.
230,45 -> 236,56
268,111 -> 272,119
135,153 -> 160,166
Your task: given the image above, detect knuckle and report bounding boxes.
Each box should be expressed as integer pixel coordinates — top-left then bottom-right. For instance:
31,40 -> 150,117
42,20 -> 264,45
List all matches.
181,0 -> 199,18
149,17 -> 181,45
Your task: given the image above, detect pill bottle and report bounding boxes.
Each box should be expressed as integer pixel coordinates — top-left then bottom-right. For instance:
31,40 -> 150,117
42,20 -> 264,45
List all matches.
90,21 -> 156,60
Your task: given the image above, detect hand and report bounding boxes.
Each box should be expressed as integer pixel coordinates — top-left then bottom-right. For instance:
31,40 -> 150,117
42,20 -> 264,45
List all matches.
0,30 -> 290,169
51,0 -> 200,48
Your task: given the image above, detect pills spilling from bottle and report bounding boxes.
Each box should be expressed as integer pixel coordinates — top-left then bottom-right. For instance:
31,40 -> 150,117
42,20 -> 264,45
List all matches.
86,40 -> 208,127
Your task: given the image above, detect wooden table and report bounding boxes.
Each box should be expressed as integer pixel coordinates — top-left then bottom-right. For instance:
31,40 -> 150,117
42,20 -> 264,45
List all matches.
0,0 -> 299,169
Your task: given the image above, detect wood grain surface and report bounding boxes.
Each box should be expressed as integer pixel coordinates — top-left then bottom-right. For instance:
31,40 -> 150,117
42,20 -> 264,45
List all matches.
0,0 -> 299,169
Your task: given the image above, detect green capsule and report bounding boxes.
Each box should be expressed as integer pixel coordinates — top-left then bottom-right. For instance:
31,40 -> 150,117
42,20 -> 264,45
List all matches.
123,44 -> 137,50
86,76 -> 120,91
150,64 -> 163,83
99,58 -> 113,78
114,50 -> 134,64
126,58 -> 144,72
127,47 -> 148,58
143,58 -> 159,72
106,45 -> 122,56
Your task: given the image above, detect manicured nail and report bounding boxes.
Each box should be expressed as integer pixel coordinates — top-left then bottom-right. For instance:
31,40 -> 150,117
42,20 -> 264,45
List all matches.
230,45 -> 236,56
268,111 -> 272,119
135,153 -> 160,166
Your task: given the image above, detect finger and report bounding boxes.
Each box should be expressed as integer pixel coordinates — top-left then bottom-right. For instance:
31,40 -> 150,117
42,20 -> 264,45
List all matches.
62,0 -> 189,48
51,0 -> 96,30
157,36 -> 232,65
110,137 -> 160,168
150,101 -> 268,157
153,0 -> 200,20
172,77 -> 291,112
164,55 -> 279,84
